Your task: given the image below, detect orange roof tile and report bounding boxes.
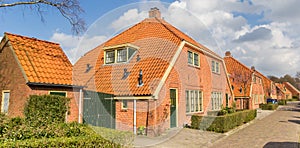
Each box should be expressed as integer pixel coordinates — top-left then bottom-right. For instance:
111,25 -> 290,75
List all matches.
224,56 -> 253,97
5,32 -> 73,86
74,17 -> 219,96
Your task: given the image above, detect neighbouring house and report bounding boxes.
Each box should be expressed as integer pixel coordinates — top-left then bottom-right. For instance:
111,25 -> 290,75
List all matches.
275,83 -> 292,100
283,82 -> 300,99
74,7 -> 233,136
0,32 -> 83,122
254,70 -> 277,100
224,51 -> 264,110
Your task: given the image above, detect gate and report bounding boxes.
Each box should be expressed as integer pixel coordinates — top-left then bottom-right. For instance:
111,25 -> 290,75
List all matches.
83,91 -> 116,129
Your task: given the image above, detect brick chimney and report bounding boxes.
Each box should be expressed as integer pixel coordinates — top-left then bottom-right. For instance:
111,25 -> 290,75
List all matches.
225,51 -> 232,57
149,7 -> 161,19
251,66 -> 255,71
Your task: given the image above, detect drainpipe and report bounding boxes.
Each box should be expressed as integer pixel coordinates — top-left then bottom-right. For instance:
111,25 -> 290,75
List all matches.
78,88 -> 82,123
134,99 -> 137,135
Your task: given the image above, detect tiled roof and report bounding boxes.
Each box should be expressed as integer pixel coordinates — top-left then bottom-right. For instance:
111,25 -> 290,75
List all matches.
224,56 -> 253,97
5,32 -> 73,86
283,82 -> 300,94
75,17 -> 219,96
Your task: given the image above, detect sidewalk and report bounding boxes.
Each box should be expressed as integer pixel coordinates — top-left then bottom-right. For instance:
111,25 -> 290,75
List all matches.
134,109 -> 275,148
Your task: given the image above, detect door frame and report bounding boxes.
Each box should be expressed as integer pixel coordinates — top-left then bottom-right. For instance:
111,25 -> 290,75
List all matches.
169,88 -> 178,128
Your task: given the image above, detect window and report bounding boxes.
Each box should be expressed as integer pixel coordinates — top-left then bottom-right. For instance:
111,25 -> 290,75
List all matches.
49,91 -> 66,97
188,51 -> 200,67
117,49 -> 127,62
106,50 -> 115,64
186,90 -> 202,113
211,92 -> 222,110
105,46 -> 136,64
121,100 -> 128,110
1,91 -> 10,113
188,51 -> 193,64
212,60 -> 220,74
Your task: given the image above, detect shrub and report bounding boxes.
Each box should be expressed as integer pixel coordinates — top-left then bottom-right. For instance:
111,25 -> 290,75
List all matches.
0,134 -> 120,148
24,95 -> 70,126
259,103 -> 278,110
191,110 -> 257,133
278,100 -> 287,105
90,126 -> 134,147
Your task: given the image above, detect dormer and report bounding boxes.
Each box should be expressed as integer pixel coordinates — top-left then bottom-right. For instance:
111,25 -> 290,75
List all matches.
103,43 -> 139,64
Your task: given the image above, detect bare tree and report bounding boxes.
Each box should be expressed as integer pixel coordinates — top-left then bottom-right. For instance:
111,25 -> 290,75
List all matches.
0,0 -> 85,35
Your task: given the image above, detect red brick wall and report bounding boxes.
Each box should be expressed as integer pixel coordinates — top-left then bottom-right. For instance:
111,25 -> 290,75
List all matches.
250,75 -> 265,109
0,41 -> 81,122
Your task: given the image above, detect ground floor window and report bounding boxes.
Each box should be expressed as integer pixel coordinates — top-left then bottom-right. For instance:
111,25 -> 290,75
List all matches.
1,91 -> 10,113
211,92 -> 222,110
121,100 -> 128,110
186,90 -> 203,113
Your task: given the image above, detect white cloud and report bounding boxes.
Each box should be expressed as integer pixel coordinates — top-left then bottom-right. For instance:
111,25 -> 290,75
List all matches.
111,9 -> 147,30
0,36 -> 2,41
50,32 -> 107,64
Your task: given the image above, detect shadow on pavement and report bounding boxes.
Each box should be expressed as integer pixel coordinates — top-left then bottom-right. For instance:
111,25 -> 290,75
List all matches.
288,120 -> 300,124
263,142 -> 299,148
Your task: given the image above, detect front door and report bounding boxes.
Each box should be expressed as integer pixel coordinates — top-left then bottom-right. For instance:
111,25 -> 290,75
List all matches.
170,89 -> 177,128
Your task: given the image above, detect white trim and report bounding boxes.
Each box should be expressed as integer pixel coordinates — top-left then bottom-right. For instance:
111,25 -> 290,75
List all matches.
153,41 -> 185,98
114,96 -> 152,100
121,100 -> 128,110
102,43 -> 140,50
184,41 -> 223,61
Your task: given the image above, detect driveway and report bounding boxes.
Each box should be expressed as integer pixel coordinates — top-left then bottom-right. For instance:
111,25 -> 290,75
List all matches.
134,102 -> 300,148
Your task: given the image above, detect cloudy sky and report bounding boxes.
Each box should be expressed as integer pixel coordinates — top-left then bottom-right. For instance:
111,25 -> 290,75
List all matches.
1,0 -> 300,77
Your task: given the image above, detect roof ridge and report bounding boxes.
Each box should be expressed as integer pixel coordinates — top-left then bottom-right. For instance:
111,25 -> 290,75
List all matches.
155,17 -> 183,41
5,32 -> 60,45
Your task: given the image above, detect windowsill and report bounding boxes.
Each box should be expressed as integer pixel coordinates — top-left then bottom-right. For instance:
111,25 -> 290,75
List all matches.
212,72 -> 220,75
186,111 -> 204,116
188,64 -> 200,69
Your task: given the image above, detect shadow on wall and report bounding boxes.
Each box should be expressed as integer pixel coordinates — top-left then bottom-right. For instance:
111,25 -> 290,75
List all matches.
288,120 -> 300,124
263,142 -> 299,148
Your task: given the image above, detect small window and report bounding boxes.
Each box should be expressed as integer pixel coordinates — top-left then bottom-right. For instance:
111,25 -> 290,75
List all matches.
1,91 -> 10,113
212,61 -> 215,72
212,60 -> 220,74
188,51 -> 193,64
122,100 -> 128,110
49,91 -> 66,97
216,62 -> 219,73
106,50 -> 115,64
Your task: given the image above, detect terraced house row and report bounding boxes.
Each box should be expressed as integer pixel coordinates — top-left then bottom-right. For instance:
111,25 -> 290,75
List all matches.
1,8 -> 299,136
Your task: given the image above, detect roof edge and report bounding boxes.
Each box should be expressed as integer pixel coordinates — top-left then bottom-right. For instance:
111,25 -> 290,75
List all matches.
27,82 -> 84,88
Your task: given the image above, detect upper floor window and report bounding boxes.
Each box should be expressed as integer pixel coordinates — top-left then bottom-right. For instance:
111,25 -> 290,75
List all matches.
104,45 -> 137,64
188,51 -> 200,67
212,60 -> 220,74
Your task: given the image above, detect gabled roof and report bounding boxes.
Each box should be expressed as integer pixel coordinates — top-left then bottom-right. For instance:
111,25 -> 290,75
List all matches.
283,82 -> 300,94
74,17 -> 220,96
275,83 -> 287,94
4,32 -> 73,86
254,69 -> 273,96
224,55 -> 254,97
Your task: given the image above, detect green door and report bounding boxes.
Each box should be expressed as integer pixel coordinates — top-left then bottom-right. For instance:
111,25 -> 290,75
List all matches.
170,89 -> 177,128
83,91 -> 116,129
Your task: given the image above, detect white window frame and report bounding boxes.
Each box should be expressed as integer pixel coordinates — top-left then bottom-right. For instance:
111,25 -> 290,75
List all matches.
212,60 -> 220,74
121,100 -> 128,110
211,92 -> 222,110
104,46 -> 136,64
1,90 -> 10,113
188,50 -> 200,67
186,90 -> 203,114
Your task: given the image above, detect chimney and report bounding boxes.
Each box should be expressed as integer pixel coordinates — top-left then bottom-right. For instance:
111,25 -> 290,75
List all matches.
225,51 -> 232,57
149,7 -> 161,19
251,66 -> 255,71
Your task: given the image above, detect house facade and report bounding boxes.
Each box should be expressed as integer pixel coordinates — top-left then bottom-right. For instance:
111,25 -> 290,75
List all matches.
224,51 -> 264,110
275,83 -> 292,100
0,33 -> 82,122
283,82 -> 300,99
74,8 -> 233,136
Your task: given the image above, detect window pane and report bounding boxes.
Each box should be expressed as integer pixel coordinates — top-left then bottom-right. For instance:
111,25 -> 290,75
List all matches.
191,91 -> 194,112
195,90 -> 199,111
128,47 -> 136,59
216,62 -> 219,73
211,92 -> 214,110
3,92 -> 10,113
188,51 -> 193,64
122,100 -> 128,109
199,91 -> 202,111
106,50 -> 115,64
212,61 -> 215,72
186,91 -> 189,113
117,49 -> 127,62
194,53 -> 199,66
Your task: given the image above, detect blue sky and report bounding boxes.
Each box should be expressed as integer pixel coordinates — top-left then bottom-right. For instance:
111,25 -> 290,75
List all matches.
1,0 -> 300,77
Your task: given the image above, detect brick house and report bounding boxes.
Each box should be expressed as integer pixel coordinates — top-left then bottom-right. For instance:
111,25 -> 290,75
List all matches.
0,32 -> 83,122
283,82 -> 300,99
74,8 -> 233,136
224,51 -> 264,109
275,83 -> 292,100
254,70 -> 277,100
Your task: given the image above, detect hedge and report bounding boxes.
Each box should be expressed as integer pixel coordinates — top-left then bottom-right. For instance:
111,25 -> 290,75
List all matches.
278,100 -> 287,105
0,134 -> 120,148
259,103 -> 278,110
191,110 -> 257,133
